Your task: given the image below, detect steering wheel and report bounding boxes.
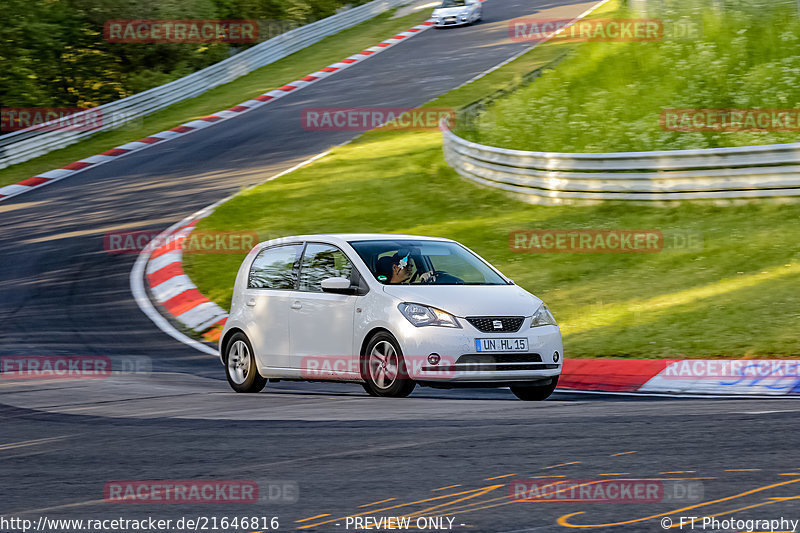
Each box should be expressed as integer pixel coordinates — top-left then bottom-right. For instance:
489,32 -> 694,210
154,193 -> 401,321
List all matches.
419,270 -> 448,284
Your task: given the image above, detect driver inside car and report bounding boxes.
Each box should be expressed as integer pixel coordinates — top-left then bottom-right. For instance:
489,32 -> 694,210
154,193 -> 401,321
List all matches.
375,252 -> 435,284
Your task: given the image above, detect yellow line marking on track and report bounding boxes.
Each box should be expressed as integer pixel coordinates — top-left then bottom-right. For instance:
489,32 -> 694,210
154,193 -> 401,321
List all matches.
544,461 -> 581,469
659,471 -> 696,474
484,474 -> 516,480
359,498 -> 395,508
297,485 -> 505,529
604,477 -> 716,480
421,478 -> 681,520
611,451 -> 637,456
434,482 -> 564,516
371,477 -> 721,524
667,497 -> 795,528
433,485 -> 462,491
295,514 -> 330,523
402,485 -> 504,520
0,435 -> 71,451
778,473 -> 800,476
428,477 -> 689,519
556,478 -> 800,528
725,469 -> 761,472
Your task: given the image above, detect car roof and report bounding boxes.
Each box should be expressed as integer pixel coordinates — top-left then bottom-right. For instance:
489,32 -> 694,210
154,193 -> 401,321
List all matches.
255,233 -> 457,248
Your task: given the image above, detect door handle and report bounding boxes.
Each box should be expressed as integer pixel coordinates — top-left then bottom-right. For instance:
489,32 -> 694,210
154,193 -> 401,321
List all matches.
246,298 -> 256,307
291,301 -> 302,310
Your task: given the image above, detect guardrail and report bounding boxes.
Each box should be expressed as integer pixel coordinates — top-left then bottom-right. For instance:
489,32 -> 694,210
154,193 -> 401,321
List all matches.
0,0 -> 412,170
441,120 -> 800,201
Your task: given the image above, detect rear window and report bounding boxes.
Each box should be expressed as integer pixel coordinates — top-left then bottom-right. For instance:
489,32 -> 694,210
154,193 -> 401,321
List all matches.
248,244 -> 301,289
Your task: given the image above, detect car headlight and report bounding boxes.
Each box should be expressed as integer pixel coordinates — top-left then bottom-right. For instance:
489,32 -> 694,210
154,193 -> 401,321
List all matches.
398,303 -> 461,328
461,10 -> 470,16
530,304 -> 557,328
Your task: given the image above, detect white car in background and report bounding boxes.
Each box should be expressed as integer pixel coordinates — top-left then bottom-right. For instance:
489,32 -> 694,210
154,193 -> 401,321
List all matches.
432,0 -> 483,27
219,234 -> 562,400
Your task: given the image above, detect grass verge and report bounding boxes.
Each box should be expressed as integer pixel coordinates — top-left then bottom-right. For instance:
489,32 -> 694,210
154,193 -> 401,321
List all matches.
459,0 -> 800,152
184,0 -> 800,358
0,8 -> 432,188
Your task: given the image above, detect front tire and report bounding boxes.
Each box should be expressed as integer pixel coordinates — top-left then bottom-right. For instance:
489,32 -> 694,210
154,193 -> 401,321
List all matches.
510,377 -> 558,401
224,332 -> 267,393
361,332 -> 416,398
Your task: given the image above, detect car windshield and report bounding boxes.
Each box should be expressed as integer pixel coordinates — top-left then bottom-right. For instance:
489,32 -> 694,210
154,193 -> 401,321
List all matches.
348,239 -> 508,285
440,0 -> 468,7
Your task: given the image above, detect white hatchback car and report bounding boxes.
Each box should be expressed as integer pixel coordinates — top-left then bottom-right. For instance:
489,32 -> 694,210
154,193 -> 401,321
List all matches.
219,234 -> 562,400
432,0 -> 482,27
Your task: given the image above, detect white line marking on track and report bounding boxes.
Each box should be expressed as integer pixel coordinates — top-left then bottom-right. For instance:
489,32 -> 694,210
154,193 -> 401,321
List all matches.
0,435 -> 72,450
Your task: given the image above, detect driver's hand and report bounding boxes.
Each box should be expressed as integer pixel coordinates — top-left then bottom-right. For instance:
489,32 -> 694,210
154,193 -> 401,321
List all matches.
419,271 -> 434,283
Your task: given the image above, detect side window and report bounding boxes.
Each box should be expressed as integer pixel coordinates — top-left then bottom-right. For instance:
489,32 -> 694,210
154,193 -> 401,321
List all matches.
298,244 -> 353,292
248,245 -> 301,289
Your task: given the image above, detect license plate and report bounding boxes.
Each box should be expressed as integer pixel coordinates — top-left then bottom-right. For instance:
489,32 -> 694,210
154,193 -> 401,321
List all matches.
475,338 -> 528,352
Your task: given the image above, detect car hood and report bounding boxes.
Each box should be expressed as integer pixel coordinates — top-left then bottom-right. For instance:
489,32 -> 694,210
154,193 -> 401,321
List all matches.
433,6 -> 472,16
382,284 -> 542,317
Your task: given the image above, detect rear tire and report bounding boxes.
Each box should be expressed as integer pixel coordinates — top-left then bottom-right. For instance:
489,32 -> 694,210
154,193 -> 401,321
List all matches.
224,332 -> 267,393
361,332 -> 416,398
510,377 -> 558,401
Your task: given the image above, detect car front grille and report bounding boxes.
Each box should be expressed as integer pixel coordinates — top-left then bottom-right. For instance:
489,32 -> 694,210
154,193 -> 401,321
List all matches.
457,354 -> 542,364
466,316 -> 525,333
426,355 -> 557,372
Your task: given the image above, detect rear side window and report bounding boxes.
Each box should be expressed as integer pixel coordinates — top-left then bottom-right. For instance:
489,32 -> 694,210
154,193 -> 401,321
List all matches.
248,244 -> 301,289
298,243 -> 353,292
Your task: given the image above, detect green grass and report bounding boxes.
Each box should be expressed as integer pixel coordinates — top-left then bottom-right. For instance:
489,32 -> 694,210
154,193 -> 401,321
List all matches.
0,8 -> 432,188
183,0 -> 800,358
185,128 -> 800,358
460,0 -> 800,152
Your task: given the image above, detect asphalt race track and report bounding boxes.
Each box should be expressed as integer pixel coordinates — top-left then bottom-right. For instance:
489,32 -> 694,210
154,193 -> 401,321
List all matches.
3,382 -> 800,532
1,0 -> 799,531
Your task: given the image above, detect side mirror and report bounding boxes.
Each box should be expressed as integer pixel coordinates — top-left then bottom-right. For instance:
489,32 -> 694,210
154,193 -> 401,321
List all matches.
321,277 -> 355,294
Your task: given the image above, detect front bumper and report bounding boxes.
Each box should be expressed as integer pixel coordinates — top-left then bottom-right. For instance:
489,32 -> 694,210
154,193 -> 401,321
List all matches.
394,317 -> 563,383
433,16 -> 471,27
